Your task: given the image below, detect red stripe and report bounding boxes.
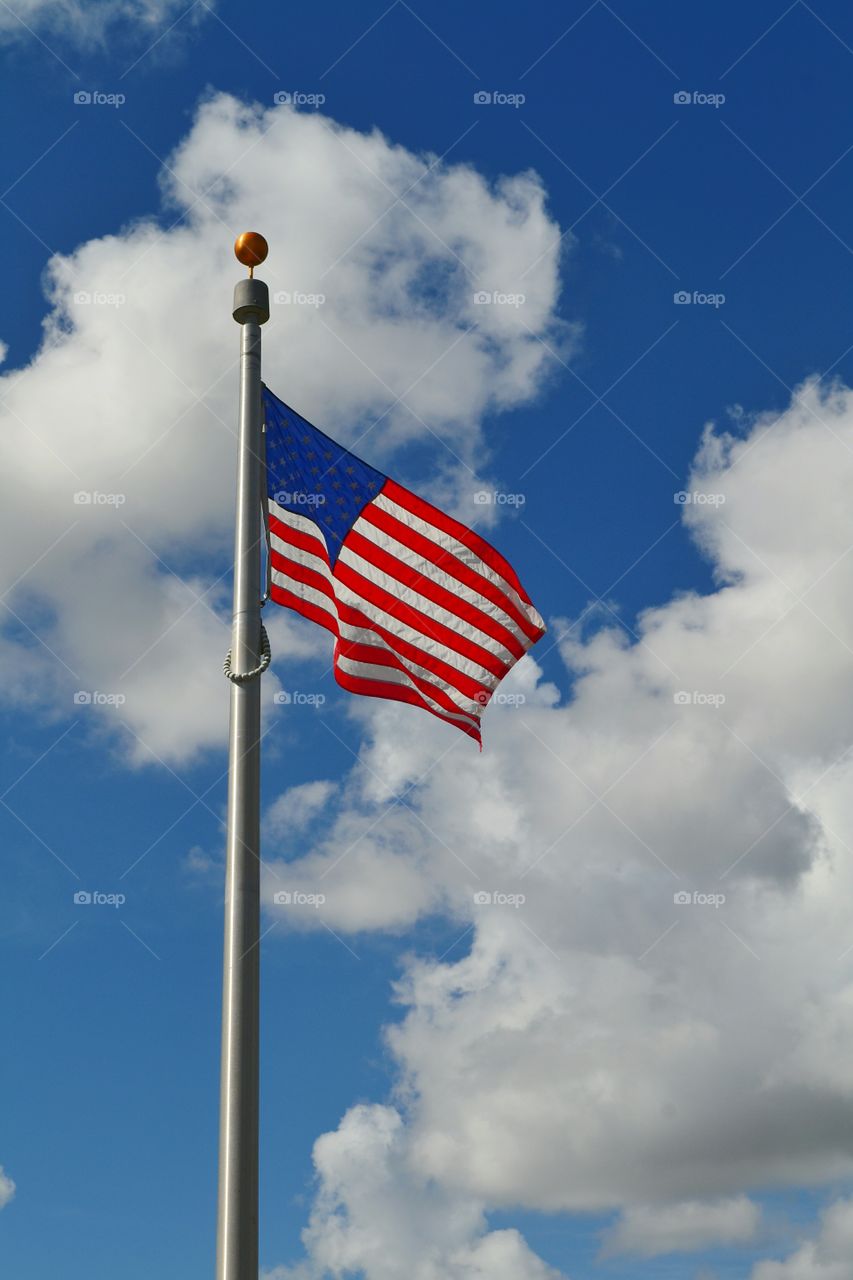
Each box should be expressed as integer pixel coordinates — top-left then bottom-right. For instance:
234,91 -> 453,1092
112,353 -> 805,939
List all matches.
265,491 -> 521,747
269,584 -> 338,637
270,545 -> 337,605
271,572 -> 475,725
382,478 -> 535,606
333,663 -> 482,744
345,527 -> 525,661
334,558 -> 509,680
271,513 -> 514,687
336,636 -> 480,724
335,599 -> 490,702
361,500 -> 542,644
269,511 -> 329,562
271,525 -> 495,700
272,551 -> 491,703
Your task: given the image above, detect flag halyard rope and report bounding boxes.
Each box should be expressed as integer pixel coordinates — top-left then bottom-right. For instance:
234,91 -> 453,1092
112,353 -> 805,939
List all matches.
223,623 -> 271,684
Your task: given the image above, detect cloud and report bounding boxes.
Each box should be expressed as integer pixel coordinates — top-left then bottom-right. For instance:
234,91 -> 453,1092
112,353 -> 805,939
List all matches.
262,376 -> 853,1242
0,92 -> 565,763
15,73 -> 853,1280
0,1166 -> 15,1209
0,0 -> 208,41
602,1196 -> 761,1257
752,1198 -> 853,1279
267,1104 -> 565,1280
264,780 -> 337,840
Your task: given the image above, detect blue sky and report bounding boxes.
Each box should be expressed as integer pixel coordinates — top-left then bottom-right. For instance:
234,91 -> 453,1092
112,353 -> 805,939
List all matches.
4,2 -> 853,1278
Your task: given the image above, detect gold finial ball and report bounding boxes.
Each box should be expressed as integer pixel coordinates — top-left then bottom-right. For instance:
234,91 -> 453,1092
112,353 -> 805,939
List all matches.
234,231 -> 268,269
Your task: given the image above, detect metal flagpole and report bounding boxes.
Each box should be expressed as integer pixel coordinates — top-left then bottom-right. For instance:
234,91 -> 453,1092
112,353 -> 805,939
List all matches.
216,232 -> 270,1280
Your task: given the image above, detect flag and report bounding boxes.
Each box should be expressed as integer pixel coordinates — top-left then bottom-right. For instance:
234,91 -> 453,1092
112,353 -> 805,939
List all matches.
262,386 -> 545,744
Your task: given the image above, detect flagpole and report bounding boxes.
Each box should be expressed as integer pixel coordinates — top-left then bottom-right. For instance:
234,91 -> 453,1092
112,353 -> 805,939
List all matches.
216,233 -> 270,1280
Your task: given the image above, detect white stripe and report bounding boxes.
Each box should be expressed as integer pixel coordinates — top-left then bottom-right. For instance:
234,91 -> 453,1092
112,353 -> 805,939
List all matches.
336,608 -> 493,709
270,528 -> 332,577
270,528 -> 488,719
338,544 -> 516,667
271,567 -> 339,623
272,557 -> 489,715
336,626 -> 488,718
273,547 -> 498,695
352,514 -> 531,648
374,492 -> 544,631
269,491 -> 543,642
332,573 -> 501,688
270,502 -> 505,687
268,498 -> 330,554
270,501 -> 505,673
336,654 -> 480,730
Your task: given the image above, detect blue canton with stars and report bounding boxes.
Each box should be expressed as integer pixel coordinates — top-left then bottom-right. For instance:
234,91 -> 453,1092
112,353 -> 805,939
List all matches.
262,385 -> 388,567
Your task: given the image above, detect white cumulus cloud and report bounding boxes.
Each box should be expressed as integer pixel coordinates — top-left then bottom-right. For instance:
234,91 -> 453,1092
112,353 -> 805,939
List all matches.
262,377 -> 853,1256
0,1165 -> 15,1208
0,0 -> 208,41
265,779 -> 338,838
0,92 -> 565,763
752,1197 -> 853,1279
267,1104 -> 565,1280
602,1196 -> 761,1257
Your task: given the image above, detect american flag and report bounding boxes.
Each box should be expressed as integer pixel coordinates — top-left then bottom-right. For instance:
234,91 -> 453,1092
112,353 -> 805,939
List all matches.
262,386 -> 545,744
